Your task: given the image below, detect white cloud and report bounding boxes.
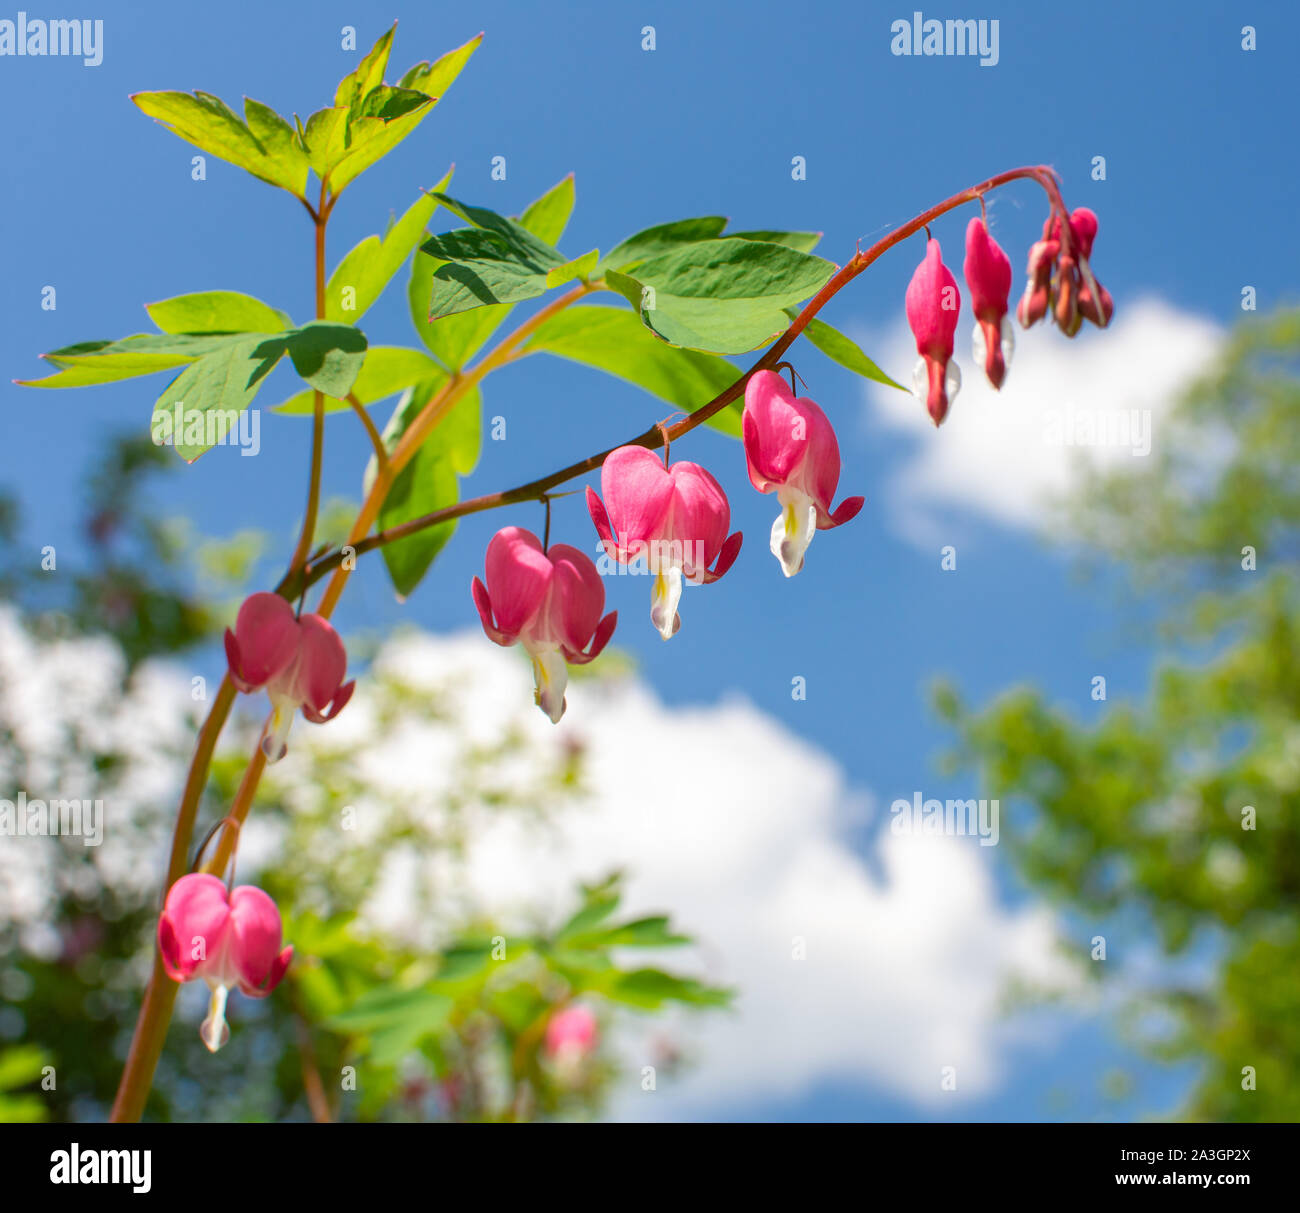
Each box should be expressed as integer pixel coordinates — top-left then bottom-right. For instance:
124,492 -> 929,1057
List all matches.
860,299 -> 1222,547
351,632 -> 1074,1118
0,609 -> 1075,1118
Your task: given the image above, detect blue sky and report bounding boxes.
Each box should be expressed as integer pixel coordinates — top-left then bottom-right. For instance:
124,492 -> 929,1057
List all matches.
3,0 -> 1296,1120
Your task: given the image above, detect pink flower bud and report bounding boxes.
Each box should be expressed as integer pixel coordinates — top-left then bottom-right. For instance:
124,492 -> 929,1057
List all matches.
905,238 -> 962,425
157,873 -> 292,1053
471,527 -> 616,723
224,592 -> 354,762
544,1003 -> 598,1062
587,447 -> 742,640
962,217 -> 1014,390
742,370 -> 863,576
1016,237 -> 1059,329
1054,254 -> 1083,337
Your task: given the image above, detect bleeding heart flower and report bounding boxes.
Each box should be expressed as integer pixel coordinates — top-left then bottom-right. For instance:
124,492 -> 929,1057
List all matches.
742,369 -> 863,577
472,527 -> 617,723
587,446 -> 742,640
224,592 -> 354,762
905,237 -> 962,425
544,1003 -> 598,1062
157,872 -> 292,1053
963,216 -> 1014,389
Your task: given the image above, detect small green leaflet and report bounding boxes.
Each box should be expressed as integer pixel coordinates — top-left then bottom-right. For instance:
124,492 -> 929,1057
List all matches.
131,91 -> 309,198
273,346 -> 442,415
409,175 -> 577,370
518,173 -> 575,246
609,238 -> 837,355
419,193 -> 566,318
597,216 -> 728,274
324,166 -> 453,322
151,323 -> 368,461
145,290 -> 290,335
18,332 -> 252,388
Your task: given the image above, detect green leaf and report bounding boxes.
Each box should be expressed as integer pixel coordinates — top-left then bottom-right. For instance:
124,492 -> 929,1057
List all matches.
131,91 -> 307,197
420,194 -> 566,319
409,179 -> 574,370
597,916 -> 691,948
398,31 -> 484,99
787,312 -> 906,391
367,380 -> 481,598
323,985 -> 452,1034
597,216 -> 728,274
523,304 -> 743,436
518,173 -> 575,247
273,346 -> 442,415
601,968 -> 732,1010
0,1045 -> 49,1090
243,99 -> 310,197
615,238 -> 837,354
18,333 -> 250,388
730,229 -> 823,254
334,24 -> 395,115
283,323 -> 368,396
325,166 -> 453,322
145,290 -> 290,335
328,88 -> 434,193
151,335 -> 283,461
556,881 -> 622,941
545,248 -> 599,289
300,106 -> 349,179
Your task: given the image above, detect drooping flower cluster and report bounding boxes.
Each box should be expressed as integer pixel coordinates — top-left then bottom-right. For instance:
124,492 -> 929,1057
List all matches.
225,591 -> 354,762
1017,206 -> 1113,335
906,204 -> 1113,424
157,873 -> 292,1052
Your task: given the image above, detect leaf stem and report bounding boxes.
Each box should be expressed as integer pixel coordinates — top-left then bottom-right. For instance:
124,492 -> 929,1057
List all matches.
347,392 -> 388,471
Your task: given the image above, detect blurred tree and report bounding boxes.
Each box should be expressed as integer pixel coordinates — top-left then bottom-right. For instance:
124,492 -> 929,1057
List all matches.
938,309 -> 1300,1121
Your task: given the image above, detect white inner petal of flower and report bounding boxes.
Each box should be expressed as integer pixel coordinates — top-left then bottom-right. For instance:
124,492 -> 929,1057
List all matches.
528,644 -> 569,724
200,983 -> 231,1053
971,317 -> 1015,375
261,694 -> 296,763
650,565 -> 684,641
770,489 -> 817,578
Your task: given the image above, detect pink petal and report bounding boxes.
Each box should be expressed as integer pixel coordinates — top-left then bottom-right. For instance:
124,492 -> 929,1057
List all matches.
905,238 -> 960,360
701,530 -> 743,583
821,494 -> 864,529
227,885 -> 285,996
472,576 -> 511,645
231,593 -> 299,689
666,461 -> 730,570
545,543 -> 606,652
484,527 -> 552,636
600,446 -> 674,547
962,216 -> 1012,322
159,873 -> 231,984
792,396 -> 843,512
291,614 -> 348,715
742,370 -> 807,491
568,609 -> 618,665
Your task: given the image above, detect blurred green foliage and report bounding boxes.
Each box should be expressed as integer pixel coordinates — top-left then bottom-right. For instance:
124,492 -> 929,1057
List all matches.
0,436 -> 726,1123
939,309 -> 1300,1121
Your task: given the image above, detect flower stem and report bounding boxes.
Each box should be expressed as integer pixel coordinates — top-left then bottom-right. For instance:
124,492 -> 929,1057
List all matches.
300,166 -> 1060,583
